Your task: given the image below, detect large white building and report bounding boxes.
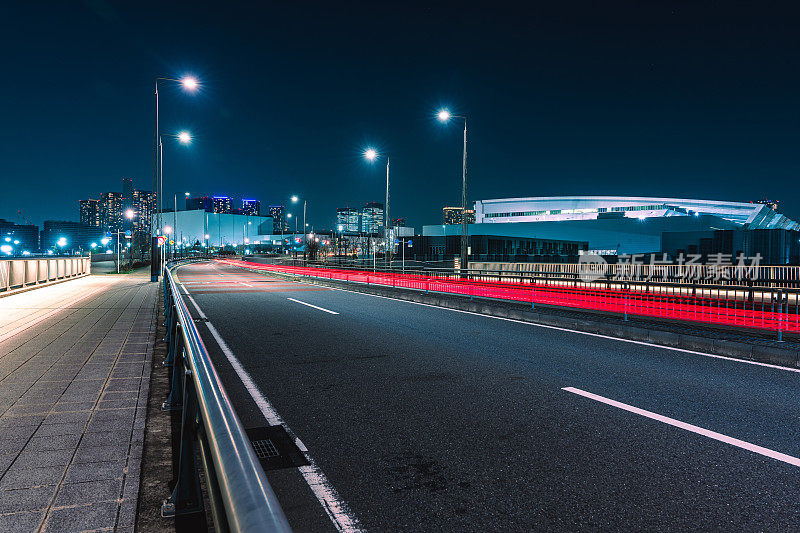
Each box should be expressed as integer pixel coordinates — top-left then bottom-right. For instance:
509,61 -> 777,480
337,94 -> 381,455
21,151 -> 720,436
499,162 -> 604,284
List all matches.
475,196 -> 799,230
422,196 -> 800,258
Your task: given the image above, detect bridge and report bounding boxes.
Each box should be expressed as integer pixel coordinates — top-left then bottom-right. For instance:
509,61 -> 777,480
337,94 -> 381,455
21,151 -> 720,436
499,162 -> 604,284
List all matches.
1,256 -> 799,531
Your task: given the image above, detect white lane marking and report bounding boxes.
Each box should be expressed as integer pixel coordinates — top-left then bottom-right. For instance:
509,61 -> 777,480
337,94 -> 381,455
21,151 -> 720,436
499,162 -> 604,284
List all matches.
562,386 -> 800,467
287,298 -> 339,315
315,284 -> 800,374
183,292 -> 208,320
203,321 -> 362,532
0,280 -> 117,343
239,282 -> 253,287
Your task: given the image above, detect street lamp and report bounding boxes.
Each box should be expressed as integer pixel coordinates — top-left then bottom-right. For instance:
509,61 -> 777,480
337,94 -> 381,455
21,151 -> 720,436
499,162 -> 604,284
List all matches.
291,195 -> 308,261
437,107 -> 469,271
151,74 -> 200,282
363,147 -> 391,266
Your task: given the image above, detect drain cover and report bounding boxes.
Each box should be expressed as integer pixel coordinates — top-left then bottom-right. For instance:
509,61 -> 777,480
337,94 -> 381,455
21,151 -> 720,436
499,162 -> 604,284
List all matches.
245,425 -> 309,471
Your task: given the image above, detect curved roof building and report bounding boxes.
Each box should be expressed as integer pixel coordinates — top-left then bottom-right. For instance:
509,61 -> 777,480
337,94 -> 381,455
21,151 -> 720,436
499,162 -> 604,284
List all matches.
475,196 -> 799,231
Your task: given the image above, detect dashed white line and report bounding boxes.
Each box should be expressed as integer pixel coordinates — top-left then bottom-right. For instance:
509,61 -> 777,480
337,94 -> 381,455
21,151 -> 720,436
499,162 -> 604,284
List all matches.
239,282 -> 253,287
562,386 -> 800,467
287,298 -> 339,315
203,321 -> 362,532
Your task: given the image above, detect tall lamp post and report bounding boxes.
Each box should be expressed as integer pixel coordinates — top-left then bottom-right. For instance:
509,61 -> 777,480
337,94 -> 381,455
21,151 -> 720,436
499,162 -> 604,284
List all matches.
174,191 -> 190,258
291,196 -> 307,261
436,108 -> 469,272
363,148 -> 391,267
151,75 -> 198,282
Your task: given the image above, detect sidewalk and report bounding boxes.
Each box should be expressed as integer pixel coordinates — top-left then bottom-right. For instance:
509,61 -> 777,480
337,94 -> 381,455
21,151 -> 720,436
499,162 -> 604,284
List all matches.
0,270 -> 158,532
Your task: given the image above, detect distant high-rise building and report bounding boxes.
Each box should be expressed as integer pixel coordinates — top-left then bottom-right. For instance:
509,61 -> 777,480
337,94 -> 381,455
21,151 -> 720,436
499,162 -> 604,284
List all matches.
186,196 -> 214,212
79,199 -> 100,228
212,197 -> 233,214
132,190 -> 156,237
752,199 -> 781,212
337,207 -> 361,232
122,178 -> 134,211
100,191 -> 124,233
443,206 -> 475,225
241,199 -> 261,216
361,202 -> 384,235
391,218 -> 406,227
269,205 -> 287,233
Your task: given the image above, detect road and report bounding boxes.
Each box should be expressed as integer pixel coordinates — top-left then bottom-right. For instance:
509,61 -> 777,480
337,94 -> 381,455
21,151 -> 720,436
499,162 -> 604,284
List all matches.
173,260 -> 800,532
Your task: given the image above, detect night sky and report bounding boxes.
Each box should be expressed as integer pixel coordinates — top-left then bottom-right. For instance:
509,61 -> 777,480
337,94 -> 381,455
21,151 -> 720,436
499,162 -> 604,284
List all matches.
2,1 -> 800,229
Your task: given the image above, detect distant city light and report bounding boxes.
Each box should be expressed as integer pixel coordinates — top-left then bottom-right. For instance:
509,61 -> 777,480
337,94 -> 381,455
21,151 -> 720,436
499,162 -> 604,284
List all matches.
101,237 -> 110,245
91,242 -> 97,248
3,237 -> 9,242
57,237 -> 67,247
22,251 -> 30,256
291,195 -> 299,203
364,148 -> 377,161
163,226 -> 173,235
13,240 -> 19,245
287,213 -> 292,218
185,192 -> 190,197
437,109 -> 451,122
245,249 -> 251,254
47,250 -> 53,255
125,209 -> 135,219
106,249 -> 113,254
337,224 -> 343,232
0,245 -> 12,254
204,234 -> 210,239
178,131 -> 192,144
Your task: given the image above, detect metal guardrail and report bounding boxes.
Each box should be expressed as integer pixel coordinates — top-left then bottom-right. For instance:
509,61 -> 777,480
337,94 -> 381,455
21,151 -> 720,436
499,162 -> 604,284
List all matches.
161,258 -> 291,532
0,256 -> 90,294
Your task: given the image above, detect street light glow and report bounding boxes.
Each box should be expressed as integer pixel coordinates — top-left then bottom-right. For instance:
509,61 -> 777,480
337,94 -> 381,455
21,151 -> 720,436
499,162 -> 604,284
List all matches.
164,226 -> 173,235
178,131 -> 192,144
101,237 -> 110,245
57,237 -> 67,247
125,209 -> 135,219
364,148 -> 378,161
437,109 -> 451,122
286,213 -> 292,218
291,195 -> 299,203
181,76 -> 199,91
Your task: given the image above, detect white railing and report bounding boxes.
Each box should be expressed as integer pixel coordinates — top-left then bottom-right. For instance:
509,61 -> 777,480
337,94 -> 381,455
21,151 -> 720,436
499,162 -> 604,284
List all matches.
0,257 -> 91,294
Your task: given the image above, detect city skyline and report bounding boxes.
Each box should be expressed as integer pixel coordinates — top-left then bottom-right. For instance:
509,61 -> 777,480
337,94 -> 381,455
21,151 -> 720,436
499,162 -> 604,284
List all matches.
3,2 -> 800,230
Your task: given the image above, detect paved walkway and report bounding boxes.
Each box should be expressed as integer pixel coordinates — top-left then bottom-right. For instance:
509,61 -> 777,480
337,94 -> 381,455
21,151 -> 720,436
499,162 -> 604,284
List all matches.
0,270 -> 158,532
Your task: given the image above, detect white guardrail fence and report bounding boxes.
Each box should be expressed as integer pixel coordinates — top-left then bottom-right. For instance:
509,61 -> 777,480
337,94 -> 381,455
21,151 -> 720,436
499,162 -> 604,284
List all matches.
0,257 -> 91,294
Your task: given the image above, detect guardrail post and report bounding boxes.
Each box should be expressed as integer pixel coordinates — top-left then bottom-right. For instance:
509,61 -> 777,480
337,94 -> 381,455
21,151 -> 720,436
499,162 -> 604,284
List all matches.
777,289 -> 784,342
163,325 -> 185,411
162,370 -> 203,518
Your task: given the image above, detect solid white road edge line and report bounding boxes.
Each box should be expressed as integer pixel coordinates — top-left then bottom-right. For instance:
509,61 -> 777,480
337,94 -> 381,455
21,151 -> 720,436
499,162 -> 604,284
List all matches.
562,386 -> 800,467
287,297 -> 339,315
317,284 -> 800,374
200,320 -> 361,532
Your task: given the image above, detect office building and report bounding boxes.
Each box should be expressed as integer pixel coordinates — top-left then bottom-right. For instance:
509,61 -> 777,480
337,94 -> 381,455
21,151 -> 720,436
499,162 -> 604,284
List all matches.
361,202 -> 384,235
41,221 -> 104,252
336,207 -> 361,233
0,219 -> 39,252
186,196 -> 214,212
242,199 -> 261,216
269,205 -> 288,233
132,190 -> 156,237
391,218 -> 406,227
100,191 -> 124,233
79,199 -> 100,228
443,206 -> 476,225
212,197 -> 233,214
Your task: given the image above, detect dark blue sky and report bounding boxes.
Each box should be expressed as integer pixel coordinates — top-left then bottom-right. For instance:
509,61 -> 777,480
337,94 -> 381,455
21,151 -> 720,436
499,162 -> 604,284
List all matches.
2,1 -> 799,229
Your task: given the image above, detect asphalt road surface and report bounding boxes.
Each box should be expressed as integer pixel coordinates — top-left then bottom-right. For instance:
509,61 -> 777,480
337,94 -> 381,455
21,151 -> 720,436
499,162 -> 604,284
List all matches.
173,260 -> 800,532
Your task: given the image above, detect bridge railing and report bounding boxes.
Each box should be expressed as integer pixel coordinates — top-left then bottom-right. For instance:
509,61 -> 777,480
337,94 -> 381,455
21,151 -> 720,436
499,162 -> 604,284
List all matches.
0,256 -> 90,294
161,258 -> 291,532
224,257 -> 800,340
